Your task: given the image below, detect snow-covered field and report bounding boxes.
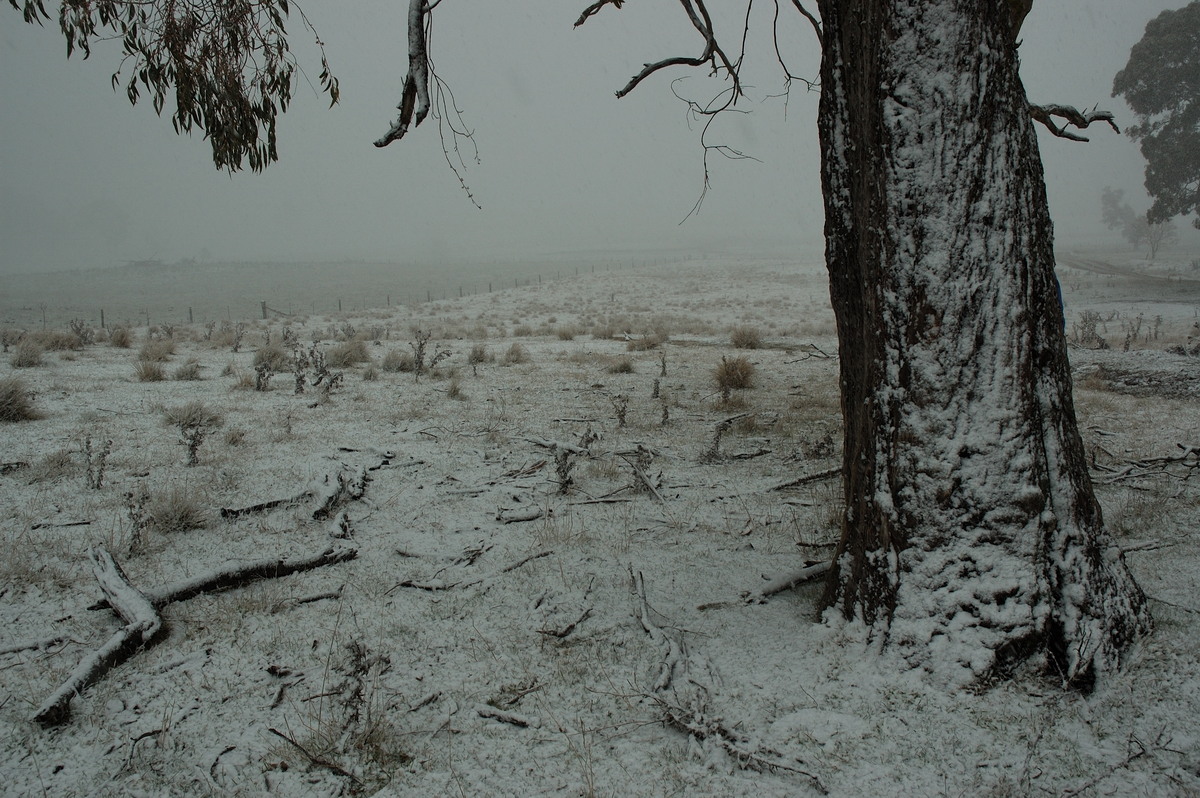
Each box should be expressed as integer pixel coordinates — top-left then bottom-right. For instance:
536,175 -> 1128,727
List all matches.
2,254 -> 1199,797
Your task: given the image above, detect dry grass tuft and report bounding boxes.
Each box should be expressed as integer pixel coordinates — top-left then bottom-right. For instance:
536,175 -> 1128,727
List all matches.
382,349 -> 416,373
503,343 -> 531,364
730,325 -> 763,349
327,339 -> 371,368
607,356 -> 635,374
139,339 -> 176,362
173,358 -> 203,381
715,355 -> 755,391
10,339 -> 44,368
148,486 -> 207,533
28,448 -> 73,482
109,326 -> 134,348
253,344 -> 290,372
134,360 -> 166,382
0,377 -> 40,421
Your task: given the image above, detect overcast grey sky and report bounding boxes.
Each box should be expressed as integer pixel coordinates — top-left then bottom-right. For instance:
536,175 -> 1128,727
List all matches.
0,1 -> 1193,274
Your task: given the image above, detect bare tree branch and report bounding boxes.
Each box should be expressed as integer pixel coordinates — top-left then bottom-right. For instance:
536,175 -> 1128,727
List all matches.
574,0 -> 623,28
786,0 -> 823,46
375,0 -> 432,147
1029,104 -> 1120,142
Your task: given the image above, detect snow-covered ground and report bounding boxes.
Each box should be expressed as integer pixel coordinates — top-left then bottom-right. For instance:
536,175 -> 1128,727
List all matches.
2,254 -> 1199,797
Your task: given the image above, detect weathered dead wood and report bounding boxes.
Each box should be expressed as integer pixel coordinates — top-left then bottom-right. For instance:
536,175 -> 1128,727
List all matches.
496,506 -> 544,524
770,467 -> 841,491
30,519 -> 93,530
33,547 -> 165,727
219,496 -> 296,519
730,448 -> 772,461
1028,103 -> 1119,142
393,550 -> 553,593
476,703 -> 539,728
1093,443 -> 1200,484
0,635 -> 69,656
743,561 -> 832,603
270,585 -> 345,614
90,545 -> 358,611
697,561 -> 832,611
312,468 -> 368,520
632,571 -> 683,692
268,727 -> 361,784
627,461 -> 665,502
41,545 -> 355,726
221,452 -> 389,519
538,607 -> 593,639
649,694 -> 827,791
525,436 -> 591,456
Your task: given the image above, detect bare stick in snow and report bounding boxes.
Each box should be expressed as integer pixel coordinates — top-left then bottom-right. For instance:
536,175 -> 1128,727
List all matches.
632,570 -> 683,692
268,727 -> 361,785
770,467 -> 841,491
475,703 -> 540,728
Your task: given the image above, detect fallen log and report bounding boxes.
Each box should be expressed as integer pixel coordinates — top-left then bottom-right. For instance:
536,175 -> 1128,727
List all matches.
33,547 -> 165,727
91,545 -> 358,610
742,561 -> 831,603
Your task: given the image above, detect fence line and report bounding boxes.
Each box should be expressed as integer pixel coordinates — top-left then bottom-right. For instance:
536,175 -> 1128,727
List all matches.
1,258 -> 677,331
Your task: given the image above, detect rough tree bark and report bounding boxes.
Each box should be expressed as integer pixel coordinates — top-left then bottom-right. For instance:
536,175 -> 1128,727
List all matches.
815,0 -> 1151,687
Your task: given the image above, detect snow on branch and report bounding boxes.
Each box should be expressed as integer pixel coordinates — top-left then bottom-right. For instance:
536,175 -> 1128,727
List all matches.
1029,104 -> 1120,142
375,0 -> 432,147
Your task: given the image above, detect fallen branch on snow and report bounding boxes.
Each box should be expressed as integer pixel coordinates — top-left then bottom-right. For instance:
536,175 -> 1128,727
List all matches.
391,550 -> 553,593
38,545 -> 356,726
33,547 -> 165,727
771,467 -> 841,491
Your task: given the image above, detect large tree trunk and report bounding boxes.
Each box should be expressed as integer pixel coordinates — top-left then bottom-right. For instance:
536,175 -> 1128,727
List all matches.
815,0 -> 1151,688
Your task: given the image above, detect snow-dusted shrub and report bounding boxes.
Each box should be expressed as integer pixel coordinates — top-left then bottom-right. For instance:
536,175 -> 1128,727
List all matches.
730,325 -> 763,349
173,358 -> 203,381
163,400 -> 223,465
0,376 -> 39,421
147,486 -> 206,533
109,325 -> 133,348
502,343 -> 531,365
467,344 -> 493,365
714,355 -> 755,392
253,343 -> 290,372
382,349 -> 416,372
134,360 -> 165,382
138,339 -> 175,362
10,339 -> 43,367
327,339 -> 370,368
607,356 -> 635,374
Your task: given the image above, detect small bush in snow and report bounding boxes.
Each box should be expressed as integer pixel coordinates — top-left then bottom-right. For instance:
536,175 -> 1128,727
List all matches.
730,325 -> 763,349
502,343 -> 531,365
10,339 -> 44,368
109,326 -> 134,348
0,377 -> 40,421
148,486 -> 207,533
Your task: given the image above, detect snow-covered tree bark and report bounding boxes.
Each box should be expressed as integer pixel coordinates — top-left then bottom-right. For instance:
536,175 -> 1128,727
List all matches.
816,0 -> 1151,688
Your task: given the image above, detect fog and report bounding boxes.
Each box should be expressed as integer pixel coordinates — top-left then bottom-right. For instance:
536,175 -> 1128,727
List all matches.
0,1 -> 1194,275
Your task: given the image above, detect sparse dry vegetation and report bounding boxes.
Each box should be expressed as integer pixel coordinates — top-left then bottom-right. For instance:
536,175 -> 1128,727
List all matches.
147,485 -> 207,533
715,355 -> 756,392
730,325 -> 763,349
10,339 -> 43,368
0,376 -> 40,421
